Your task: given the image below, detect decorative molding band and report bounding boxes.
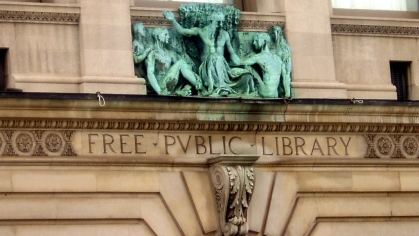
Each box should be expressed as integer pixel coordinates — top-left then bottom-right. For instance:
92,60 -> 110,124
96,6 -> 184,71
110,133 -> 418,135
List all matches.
364,134 -> 419,159
209,156 -> 259,236
331,24 -> 419,37
238,20 -> 285,31
0,119 -> 419,133
131,15 -> 284,31
130,15 -> 171,27
0,11 -> 79,24
0,130 -> 77,157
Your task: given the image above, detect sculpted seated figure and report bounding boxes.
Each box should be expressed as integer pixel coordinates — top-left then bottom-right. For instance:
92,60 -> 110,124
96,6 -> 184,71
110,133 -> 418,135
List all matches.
163,10 -> 240,96
145,28 -> 202,96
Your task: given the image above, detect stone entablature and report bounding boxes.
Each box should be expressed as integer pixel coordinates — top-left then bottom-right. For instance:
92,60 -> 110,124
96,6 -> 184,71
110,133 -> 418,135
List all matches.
0,97 -> 419,161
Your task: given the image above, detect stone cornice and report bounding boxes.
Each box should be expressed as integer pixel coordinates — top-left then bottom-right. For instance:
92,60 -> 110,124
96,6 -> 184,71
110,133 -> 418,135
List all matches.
0,3 -> 80,24
0,120 -> 419,134
0,97 -> 418,125
331,16 -> 419,37
331,24 -> 419,37
130,7 -> 285,31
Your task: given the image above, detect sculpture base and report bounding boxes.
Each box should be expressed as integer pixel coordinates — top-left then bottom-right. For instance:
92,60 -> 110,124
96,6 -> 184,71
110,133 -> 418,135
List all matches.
292,81 -> 348,99
346,84 -> 396,100
79,76 -> 146,95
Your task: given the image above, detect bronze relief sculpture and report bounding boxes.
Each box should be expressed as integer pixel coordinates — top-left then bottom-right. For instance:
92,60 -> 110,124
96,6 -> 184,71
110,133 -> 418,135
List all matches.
133,3 -> 292,98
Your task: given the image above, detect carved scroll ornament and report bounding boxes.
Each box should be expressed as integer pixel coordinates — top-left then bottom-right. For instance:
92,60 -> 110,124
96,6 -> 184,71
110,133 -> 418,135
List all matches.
209,155 -> 259,236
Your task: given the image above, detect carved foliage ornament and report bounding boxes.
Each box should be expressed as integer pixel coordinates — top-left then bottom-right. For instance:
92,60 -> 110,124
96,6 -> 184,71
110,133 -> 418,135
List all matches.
209,156 -> 259,236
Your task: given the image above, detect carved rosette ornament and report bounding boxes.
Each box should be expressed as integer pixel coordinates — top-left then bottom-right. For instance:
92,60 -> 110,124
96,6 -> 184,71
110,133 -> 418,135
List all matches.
45,133 -> 63,152
0,130 -> 76,156
16,133 -> 33,153
404,137 -> 418,155
364,134 -> 419,159
209,155 -> 259,236
377,137 -> 392,155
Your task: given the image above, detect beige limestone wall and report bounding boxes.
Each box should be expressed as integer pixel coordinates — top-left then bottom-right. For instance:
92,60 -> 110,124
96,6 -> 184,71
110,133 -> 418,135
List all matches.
13,23 -> 80,92
0,2 -> 81,92
0,98 -> 417,235
0,165 -> 419,235
331,15 -> 419,100
3,1 -> 419,99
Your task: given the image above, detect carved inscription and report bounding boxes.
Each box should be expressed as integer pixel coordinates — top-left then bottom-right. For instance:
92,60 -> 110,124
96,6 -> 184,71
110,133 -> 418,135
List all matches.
258,136 -> 352,157
82,132 -> 361,158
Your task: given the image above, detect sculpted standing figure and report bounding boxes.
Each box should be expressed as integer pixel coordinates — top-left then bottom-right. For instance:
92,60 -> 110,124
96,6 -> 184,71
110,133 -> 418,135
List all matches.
231,33 -> 282,98
163,10 -> 239,96
270,26 -> 292,98
132,22 -> 152,79
145,28 -> 201,96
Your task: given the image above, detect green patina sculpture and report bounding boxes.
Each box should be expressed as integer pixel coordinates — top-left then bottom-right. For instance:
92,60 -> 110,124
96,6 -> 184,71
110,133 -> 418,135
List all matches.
230,33 -> 283,98
132,3 -> 293,98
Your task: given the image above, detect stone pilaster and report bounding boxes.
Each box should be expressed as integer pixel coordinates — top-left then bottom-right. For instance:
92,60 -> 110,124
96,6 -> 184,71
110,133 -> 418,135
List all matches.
78,0 -> 145,94
281,0 -> 348,98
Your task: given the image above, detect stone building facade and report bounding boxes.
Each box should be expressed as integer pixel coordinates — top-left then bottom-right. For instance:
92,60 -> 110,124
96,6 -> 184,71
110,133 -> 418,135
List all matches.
0,0 -> 419,235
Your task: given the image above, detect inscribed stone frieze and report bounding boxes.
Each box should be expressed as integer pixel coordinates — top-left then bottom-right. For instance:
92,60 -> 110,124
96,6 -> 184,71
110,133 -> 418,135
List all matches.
3,130 -> 419,159
75,132 -> 366,158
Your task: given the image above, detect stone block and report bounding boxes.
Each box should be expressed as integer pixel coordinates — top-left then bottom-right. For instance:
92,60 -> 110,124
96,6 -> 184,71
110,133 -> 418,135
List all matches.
248,170 -> 275,232
352,172 -> 400,191
183,171 -> 218,234
8,223 -> 155,236
16,82 -> 80,93
0,171 -> 12,192
391,197 -> 419,216
56,197 -> 142,219
96,171 -> 159,192
284,197 -> 318,236
297,172 -> 353,192
316,196 -> 392,217
11,170 -> 97,192
0,197 -> 58,219
159,172 -> 202,235
80,49 -> 134,77
291,55 -> 337,82
141,196 -> 183,236
265,172 -> 298,236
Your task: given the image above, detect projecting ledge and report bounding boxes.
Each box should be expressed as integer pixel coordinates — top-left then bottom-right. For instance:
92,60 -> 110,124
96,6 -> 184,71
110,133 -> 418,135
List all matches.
0,94 -> 418,124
